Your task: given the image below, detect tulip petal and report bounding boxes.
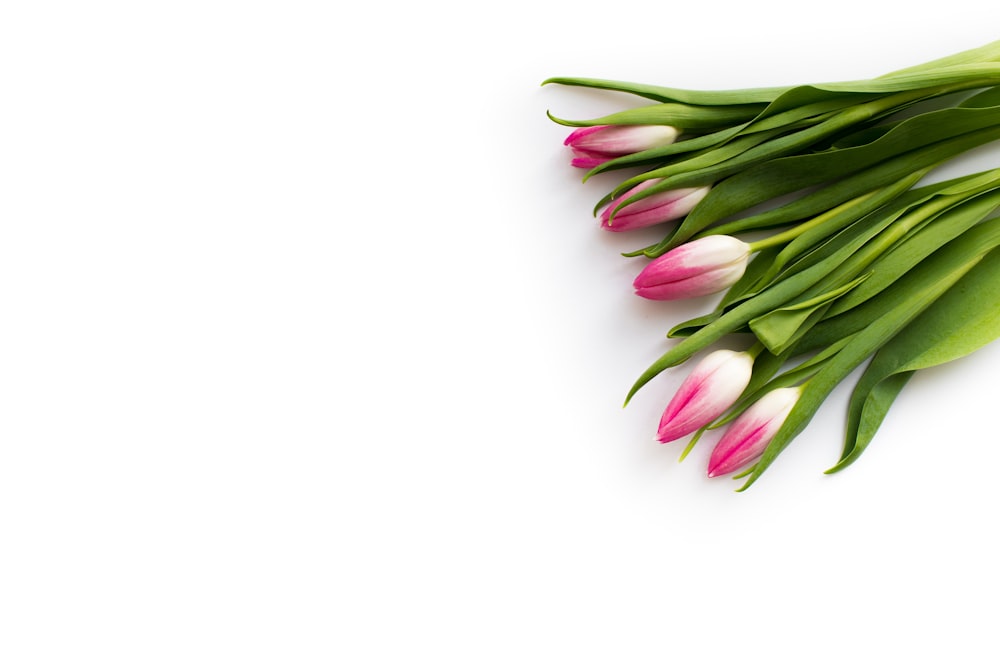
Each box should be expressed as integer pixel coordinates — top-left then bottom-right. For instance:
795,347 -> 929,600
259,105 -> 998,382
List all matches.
633,235 -> 750,300
602,186 -> 709,232
565,124 -> 679,155
634,262 -> 748,300
563,125 -> 607,146
571,154 -> 611,169
707,387 -> 801,477
657,350 -> 754,442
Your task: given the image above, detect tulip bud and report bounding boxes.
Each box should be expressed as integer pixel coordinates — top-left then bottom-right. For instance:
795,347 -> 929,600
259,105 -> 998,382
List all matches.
707,386 -> 802,478
633,235 -> 751,301
564,124 -> 680,168
657,349 -> 755,443
601,180 -> 709,232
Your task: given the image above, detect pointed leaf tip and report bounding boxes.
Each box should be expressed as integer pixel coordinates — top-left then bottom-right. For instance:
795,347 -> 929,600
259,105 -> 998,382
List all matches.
545,110 -> 571,126
623,380 -> 643,407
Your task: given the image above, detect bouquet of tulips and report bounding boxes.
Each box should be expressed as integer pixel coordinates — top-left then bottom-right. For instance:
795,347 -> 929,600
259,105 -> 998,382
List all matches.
545,40 -> 1000,489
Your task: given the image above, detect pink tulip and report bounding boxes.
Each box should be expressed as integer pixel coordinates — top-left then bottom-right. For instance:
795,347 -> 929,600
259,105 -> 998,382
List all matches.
601,180 -> 709,232
564,124 -> 679,168
633,235 -> 751,301
707,386 -> 802,478
657,349 -> 754,443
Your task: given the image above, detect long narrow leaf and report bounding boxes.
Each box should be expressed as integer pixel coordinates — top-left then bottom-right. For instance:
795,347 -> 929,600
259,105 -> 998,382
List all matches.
546,102 -> 765,130
655,104 -> 1000,250
831,245 -> 1000,472
739,218 -> 1000,489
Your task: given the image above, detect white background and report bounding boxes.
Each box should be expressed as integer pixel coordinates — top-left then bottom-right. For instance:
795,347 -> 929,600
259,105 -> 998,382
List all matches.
2,2 -> 999,666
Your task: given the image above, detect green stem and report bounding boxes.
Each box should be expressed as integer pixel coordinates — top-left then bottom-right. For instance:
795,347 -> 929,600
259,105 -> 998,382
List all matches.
745,192 -> 878,253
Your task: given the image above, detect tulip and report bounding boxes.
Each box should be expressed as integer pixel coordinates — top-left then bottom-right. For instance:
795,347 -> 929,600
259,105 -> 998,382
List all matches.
564,124 -> 679,168
707,386 -> 802,478
656,349 -> 754,443
600,180 -> 709,232
633,235 -> 751,300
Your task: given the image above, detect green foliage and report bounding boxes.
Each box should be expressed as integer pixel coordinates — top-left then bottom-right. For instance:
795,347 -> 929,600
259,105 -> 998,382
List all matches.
547,40 -> 1000,488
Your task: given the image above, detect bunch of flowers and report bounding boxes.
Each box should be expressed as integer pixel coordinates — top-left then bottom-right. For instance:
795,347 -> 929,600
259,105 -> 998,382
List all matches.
545,40 -> 1000,489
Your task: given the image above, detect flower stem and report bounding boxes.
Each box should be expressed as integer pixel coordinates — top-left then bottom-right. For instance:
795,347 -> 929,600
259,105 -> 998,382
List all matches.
746,191 -> 878,253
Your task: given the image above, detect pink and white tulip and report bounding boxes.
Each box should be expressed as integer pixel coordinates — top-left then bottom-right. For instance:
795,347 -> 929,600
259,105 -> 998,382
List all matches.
565,124 -> 680,168
656,349 -> 754,443
707,386 -> 802,478
633,235 -> 751,301
601,180 -> 709,232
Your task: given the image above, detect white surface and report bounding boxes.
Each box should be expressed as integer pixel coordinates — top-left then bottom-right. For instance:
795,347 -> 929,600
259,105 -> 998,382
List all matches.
2,2 -> 999,666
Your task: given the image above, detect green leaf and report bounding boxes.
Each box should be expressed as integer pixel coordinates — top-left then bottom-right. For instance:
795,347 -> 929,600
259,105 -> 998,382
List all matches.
758,172 -> 998,295
624,197 -> 915,403
881,40 -> 1000,77
543,41 -> 1000,107
784,182 -> 1000,315
721,245 -> 784,306
656,103 -> 1000,250
546,102 -> 765,130
826,184 -> 1000,316
588,97 -> 870,179
739,217 -> 1000,489
749,274 -> 870,354
733,176 -> 926,292
711,338 -> 853,432
610,92 -> 912,207
667,311 -> 722,339
541,77 -> 788,105
587,128 -> 742,177
960,86 -> 1000,108
830,244 -> 1000,473
666,245 -> 787,338
673,173 -> 998,349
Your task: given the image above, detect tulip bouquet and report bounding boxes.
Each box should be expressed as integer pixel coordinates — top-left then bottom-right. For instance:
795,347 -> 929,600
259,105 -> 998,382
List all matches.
545,40 -> 1000,489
